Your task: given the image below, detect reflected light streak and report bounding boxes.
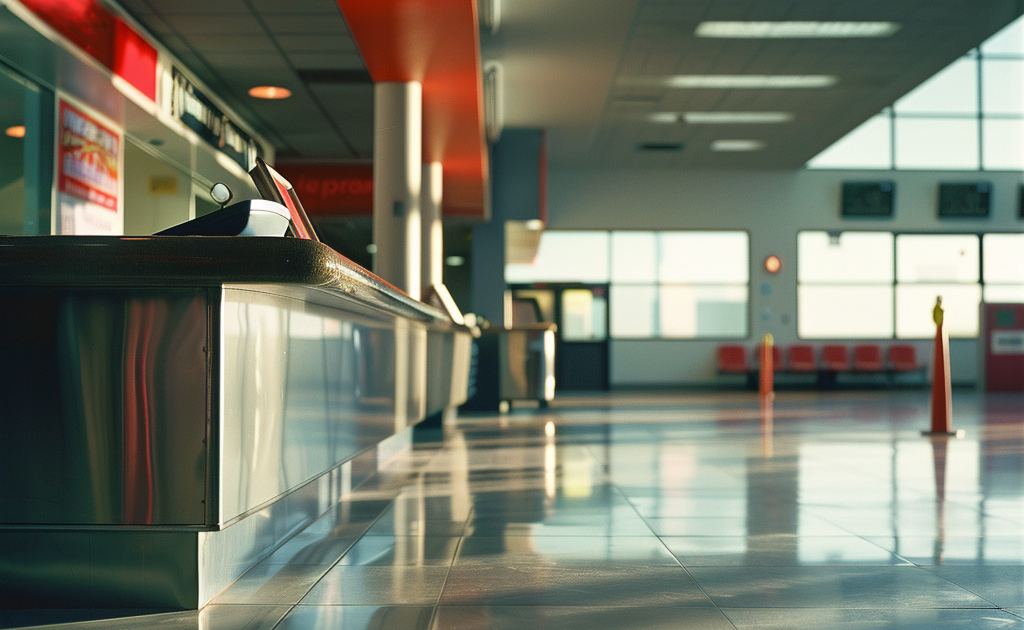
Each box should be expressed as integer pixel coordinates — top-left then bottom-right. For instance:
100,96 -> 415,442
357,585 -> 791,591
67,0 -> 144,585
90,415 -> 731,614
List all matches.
544,423 -> 556,499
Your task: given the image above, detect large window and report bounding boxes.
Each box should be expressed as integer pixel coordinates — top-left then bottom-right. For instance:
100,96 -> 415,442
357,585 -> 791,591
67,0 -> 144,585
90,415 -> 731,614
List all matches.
895,235 -> 980,337
983,233 -> 1024,302
611,231 -> 748,339
505,231 -> 610,283
808,16 -> 1024,171
799,231 -> 1024,339
509,230 -> 749,339
797,232 -> 894,338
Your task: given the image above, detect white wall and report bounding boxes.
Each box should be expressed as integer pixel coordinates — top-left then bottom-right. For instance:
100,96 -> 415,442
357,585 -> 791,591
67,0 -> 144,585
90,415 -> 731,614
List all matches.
547,167 -> 1024,386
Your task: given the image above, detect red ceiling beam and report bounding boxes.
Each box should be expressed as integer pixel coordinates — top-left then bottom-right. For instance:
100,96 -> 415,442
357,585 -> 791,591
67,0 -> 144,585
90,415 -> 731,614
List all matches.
335,0 -> 489,220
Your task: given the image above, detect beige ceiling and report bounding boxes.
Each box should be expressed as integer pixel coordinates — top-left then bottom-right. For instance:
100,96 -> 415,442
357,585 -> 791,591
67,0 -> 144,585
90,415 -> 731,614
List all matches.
119,0 -> 1024,169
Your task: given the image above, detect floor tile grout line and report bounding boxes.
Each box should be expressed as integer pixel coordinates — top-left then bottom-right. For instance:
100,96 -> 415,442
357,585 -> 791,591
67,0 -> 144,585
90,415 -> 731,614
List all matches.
609,476 -> 741,629
427,466 -> 478,626
283,442 -> 447,611
922,568 -> 1006,609
266,603 -> 298,630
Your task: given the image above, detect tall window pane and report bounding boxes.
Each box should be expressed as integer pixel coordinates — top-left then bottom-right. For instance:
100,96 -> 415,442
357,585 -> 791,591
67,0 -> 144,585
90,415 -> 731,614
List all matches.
982,59 -> 1024,115
610,285 -> 656,338
798,285 -> 894,339
506,231 -> 609,283
985,285 -> 1024,303
0,67 -> 44,235
659,231 -> 748,283
806,114 -> 892,170
797,232 -> 894,283
896,284 -> 981,338
896,234 -> 979,283
983,234 -> 1024,283
611,231 -> 657,282
561,289 -> 607,341
894,118 -> 980,170
659,285 -> 747,338
982,119 -> 1024,171
981,16 -> 1024,56
894,58 -> 978,115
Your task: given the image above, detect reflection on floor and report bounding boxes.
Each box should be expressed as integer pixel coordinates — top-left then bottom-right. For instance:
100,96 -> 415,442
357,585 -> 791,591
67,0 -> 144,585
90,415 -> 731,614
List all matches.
6,390 -> 1024,629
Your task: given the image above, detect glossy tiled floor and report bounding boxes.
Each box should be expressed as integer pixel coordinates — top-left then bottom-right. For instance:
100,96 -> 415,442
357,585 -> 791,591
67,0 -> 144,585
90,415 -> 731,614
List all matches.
7,390 -> 1024,629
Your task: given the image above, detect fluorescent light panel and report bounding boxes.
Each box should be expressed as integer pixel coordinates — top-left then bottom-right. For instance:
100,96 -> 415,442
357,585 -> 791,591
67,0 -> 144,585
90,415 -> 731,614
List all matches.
711,139 -> 766,151
648,112 -> 793,124
667,75 -> 836,89
684,112 -> 793,124
696,21 -> 901,39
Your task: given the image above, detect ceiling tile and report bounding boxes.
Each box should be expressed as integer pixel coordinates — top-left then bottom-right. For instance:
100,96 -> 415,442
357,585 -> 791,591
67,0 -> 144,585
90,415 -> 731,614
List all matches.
202,51 -> 291,72
184,34 -> 277,53
249,0 -> 341,14
288,52 -> 365,70
162,13 -> 264,35
246,96 -> 336,134
274,34 -> 357,53
155,0 -> 251,15
282,131 -> 359,159
263,14 -> 349,35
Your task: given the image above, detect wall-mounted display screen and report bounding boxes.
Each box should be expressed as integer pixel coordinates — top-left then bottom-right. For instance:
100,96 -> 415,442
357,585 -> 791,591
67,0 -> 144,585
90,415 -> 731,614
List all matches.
938,182 -> 991,218
841,181 -> 894,217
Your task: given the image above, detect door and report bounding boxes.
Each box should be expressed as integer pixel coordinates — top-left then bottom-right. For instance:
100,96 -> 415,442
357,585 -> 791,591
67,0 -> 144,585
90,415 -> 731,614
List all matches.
511,284 -> 609,391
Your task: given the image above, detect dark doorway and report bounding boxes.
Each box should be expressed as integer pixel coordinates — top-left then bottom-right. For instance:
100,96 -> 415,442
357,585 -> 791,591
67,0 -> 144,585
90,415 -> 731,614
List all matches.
510,284 -> 609,391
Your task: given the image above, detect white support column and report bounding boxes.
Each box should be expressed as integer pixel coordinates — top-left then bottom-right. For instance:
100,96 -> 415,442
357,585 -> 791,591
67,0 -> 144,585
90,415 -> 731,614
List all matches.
373,82 -> 422,300
421,161 -> 443,292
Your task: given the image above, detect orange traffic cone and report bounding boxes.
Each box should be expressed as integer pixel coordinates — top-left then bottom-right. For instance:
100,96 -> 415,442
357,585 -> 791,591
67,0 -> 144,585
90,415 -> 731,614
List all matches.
924,297 -> 963,438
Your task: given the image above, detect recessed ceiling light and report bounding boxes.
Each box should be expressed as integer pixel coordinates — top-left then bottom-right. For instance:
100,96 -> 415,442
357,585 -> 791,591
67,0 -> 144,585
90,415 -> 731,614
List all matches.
446,255 -> 466,267
5,125 -> 25,138
684,112 -> 793,124
696,21 -> 901,38
667,75 -> 837,89
711,139 -> 766,151
248,86 -> 292,99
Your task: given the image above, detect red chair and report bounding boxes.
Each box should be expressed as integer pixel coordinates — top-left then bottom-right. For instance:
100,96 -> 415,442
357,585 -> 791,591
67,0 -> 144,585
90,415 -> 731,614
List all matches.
821,345 -> 851,372
888,344 -> 923,373
717,345 -> 749,374
853,344 -> 884,372
787,345 -> 817,372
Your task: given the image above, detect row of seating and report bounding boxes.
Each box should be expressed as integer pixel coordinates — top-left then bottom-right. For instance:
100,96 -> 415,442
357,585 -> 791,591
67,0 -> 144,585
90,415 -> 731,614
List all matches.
718,343 -> 926,382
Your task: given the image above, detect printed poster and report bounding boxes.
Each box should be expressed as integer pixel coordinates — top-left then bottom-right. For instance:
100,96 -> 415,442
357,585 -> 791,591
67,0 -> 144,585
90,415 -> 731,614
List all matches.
57,99 -> 122,235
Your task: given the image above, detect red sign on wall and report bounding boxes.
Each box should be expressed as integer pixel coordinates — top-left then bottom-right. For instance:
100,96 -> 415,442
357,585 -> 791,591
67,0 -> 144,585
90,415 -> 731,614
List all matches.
274,163 -> 374,216
21,0 -> 157,101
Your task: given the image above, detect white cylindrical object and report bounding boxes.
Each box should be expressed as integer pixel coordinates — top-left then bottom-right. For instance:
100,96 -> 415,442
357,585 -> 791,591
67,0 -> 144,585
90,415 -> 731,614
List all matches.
373,81 -> 423,300
421,161 -> 444,291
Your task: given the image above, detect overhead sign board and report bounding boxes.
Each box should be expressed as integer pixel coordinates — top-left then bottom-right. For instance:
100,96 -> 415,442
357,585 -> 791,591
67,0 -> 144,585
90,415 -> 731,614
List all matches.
273,163 -> 374,216
171,68 -> 259,170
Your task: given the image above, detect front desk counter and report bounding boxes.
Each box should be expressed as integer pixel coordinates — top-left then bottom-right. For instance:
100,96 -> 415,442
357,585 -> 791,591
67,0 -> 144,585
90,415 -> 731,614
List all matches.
0,236 -> 473,609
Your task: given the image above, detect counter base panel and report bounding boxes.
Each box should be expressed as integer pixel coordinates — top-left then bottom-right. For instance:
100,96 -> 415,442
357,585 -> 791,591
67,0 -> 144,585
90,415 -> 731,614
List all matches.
0,425 -> 414,609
